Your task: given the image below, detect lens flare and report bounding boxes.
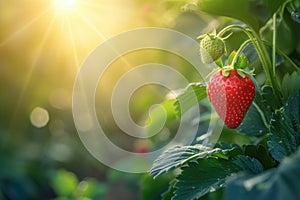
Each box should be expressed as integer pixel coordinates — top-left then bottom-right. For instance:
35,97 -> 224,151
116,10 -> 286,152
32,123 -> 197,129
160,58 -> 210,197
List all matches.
30,107 -> 50,128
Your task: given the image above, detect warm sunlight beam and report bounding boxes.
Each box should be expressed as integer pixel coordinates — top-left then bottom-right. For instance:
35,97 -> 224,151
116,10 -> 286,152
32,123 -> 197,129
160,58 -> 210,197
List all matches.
9,16 -> 57,130
0,9 -> 50,47
67,18 -> 80,68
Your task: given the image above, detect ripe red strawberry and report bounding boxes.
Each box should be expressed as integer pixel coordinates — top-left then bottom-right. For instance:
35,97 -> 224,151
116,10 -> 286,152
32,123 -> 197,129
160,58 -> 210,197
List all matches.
207,69 -> 255,128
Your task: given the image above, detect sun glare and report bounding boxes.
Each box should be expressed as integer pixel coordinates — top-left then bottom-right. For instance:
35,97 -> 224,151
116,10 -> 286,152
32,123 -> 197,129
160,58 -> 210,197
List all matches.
1,0 -> 138,133
53,0 -> 77,14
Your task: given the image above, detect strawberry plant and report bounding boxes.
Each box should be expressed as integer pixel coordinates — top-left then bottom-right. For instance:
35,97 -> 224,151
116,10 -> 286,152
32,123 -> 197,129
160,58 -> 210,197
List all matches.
143,0 -> 300,199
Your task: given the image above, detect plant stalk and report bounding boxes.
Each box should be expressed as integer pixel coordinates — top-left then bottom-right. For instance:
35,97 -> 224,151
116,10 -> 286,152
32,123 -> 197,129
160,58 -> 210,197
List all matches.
218,24 -> 282,105
272,13 -> 277,82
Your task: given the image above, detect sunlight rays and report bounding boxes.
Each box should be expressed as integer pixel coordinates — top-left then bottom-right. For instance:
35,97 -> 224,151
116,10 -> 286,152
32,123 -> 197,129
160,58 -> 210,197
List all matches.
2,0 -> 140,131
0,8 -> 50,47
78,12 -> 136,73
76,7 -> 159,97
66,18 -> 80,69
77,13 -> 107,41
9,14 -> 57,131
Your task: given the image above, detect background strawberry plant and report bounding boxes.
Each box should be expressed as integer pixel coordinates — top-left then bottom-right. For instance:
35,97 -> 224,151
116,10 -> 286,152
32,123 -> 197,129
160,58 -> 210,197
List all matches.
143,0 -> 300,199
1,0 -> 300,199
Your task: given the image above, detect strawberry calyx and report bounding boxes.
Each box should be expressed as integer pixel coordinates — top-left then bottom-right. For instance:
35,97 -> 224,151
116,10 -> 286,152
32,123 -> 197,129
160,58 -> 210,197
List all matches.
219,48 -> 254,78
220,66 -> 254,78
206,64 -> 254,80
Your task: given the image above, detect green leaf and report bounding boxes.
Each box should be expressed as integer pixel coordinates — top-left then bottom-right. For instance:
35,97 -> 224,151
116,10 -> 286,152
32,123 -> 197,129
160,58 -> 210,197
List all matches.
242,43 -> 259,67
268,90 -> 300,162
150,145 -> 213,178
243,145 -> 276,170
281,71 -> 300,102
237,90 -> 272,136
197,0 -> 286,31
198,189 -> 224,200
284,90 -> 300,131
235,54 -> 249,69
262,0 -> 289,14
197,0 -> 259,31
141,173 -> 174,200
233,155 -> 264,174
174,82 -> 207,116
290,4 -> 300,23
150,144 -> 242,178
261,17 -> 296,55
52,169 -> 78,197
227,51 -> 236,65
173,157 -> 241,200
162,182 -> 176,200
146,83 -> 206,135
261,85 -> 282,110
215,58 -> 223,68
214,143 -> 243,158
268,111 -> 298,162
225,146 -> 300,200
145,99 -> 177,135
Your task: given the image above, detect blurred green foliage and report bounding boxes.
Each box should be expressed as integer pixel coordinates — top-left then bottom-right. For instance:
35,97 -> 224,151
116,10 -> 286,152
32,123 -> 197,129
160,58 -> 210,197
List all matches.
0,0 -> 219,199
1,0 -> 300,199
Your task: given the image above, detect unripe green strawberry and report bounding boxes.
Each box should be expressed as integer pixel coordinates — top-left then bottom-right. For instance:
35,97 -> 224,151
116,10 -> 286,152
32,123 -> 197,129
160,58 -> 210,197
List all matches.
200,34 -> 226,64
207,69 -> 255,128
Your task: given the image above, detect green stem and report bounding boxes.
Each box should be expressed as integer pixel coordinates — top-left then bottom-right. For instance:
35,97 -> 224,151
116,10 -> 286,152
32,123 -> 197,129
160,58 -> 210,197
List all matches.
272,13 -> 277,79
250,31 -> 282,104
218,26 -> 269,80
278,51 -> 300,72
218,24 -> 282,104
267,42 -> 300,72
253,102 -> 270,129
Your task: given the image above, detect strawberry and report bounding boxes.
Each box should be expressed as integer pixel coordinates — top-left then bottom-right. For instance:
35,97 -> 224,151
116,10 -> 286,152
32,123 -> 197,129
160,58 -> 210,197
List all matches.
207,69 -> 255,128
200,34 -> 226,64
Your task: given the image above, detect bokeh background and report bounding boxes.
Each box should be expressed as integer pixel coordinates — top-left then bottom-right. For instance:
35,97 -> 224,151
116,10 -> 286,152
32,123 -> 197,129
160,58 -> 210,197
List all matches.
0,0 -> 244,199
